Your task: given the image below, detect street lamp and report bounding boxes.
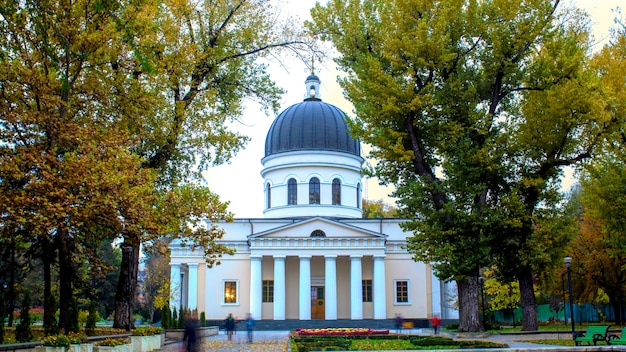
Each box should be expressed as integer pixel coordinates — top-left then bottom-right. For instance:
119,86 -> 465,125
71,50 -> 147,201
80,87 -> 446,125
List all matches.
564,257 -> 576,340
561,273 -> 567,325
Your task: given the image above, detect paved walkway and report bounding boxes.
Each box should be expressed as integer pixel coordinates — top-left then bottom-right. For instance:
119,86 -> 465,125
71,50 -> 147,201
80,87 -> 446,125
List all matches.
164,330 -> 291,352
161,329 -> 623,351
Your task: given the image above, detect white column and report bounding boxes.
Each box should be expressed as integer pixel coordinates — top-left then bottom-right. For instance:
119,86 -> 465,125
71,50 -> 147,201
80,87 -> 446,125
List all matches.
299,255 -> 311,320
350,255 -> 363,320
250,255 -> 263,320
373,255 -> 387,319
169,263 -> 181,309
187,263 -> 198,310
431,270 -> 442,318
325,255 -> 337,320
273,255 -> 286,320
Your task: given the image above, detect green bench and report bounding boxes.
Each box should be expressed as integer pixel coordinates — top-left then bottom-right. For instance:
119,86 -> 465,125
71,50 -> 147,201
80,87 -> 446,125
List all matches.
574,325 -> 610,346
609,327 -> 626,345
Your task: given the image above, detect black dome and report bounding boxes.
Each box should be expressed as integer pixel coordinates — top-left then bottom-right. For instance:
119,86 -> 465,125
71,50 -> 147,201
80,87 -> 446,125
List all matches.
264,99 -> 361,157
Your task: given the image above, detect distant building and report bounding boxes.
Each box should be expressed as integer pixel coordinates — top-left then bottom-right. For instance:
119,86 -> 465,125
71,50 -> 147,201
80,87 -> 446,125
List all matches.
169,74 -> 458,321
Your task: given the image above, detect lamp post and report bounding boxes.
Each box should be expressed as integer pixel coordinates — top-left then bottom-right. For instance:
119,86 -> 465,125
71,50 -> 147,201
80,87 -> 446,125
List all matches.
564,257 -> 576,339
561,273 -> 567,325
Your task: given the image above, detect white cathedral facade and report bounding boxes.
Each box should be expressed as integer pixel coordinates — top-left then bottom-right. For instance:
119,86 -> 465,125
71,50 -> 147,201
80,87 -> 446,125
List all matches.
169,75 -> 458,322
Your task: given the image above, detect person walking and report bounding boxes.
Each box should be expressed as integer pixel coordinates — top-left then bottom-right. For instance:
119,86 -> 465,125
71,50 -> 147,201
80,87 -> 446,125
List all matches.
430,315 -> 441,335
183,311 -> 198,352
224,313 -> 236,341
245,313 -> 255,343
394,313 -> 403,334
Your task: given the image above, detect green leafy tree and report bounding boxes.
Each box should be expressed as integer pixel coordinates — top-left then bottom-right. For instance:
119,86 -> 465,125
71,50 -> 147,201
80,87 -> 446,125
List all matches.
309,0 -> 610,331
107,0 -> 314,329
575,156 -> 626,324
162,305 -> 171,330
85,300 -> 98,336
15,291 -> 32,343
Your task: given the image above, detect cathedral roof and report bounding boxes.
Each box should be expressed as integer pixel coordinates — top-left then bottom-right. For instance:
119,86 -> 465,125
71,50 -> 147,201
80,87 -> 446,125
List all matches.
264,75 -> 361,158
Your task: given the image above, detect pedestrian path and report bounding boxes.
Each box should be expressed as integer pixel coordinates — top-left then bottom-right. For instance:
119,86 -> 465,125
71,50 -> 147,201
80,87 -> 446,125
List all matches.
163,330 -> 290,352
161,329 -> 588,352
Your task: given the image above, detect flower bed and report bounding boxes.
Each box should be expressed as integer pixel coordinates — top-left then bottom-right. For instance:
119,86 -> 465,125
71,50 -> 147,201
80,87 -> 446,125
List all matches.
295,328 -> 389,336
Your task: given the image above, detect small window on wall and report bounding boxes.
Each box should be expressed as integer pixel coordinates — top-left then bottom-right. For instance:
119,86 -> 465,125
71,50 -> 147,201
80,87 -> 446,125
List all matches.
262,280 -> 274,303
223,280 -> 238,304
332,178 -> 341,205
309,177 -> 320,204
266,183 -> 271,208
310,229 -> 325,237
362,279 -> 373,302
394,280 -> 409,304
356,183 -> 361,208
288,178 -> 297,205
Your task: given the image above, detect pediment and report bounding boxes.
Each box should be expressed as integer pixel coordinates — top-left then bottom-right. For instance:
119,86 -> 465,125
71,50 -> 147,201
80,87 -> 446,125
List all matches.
249,217 -> 386,239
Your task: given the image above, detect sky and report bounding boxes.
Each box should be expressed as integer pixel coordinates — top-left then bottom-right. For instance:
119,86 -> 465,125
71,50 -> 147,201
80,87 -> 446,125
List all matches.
203,0 -> 623,218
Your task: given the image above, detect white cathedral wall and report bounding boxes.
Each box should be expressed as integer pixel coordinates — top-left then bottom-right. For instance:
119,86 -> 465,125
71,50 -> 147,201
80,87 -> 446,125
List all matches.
385,252 -> 430,319
204,254 -> 251,320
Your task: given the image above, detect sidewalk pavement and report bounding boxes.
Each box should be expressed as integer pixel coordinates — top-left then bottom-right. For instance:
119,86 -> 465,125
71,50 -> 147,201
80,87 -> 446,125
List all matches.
161,328 -> 594,352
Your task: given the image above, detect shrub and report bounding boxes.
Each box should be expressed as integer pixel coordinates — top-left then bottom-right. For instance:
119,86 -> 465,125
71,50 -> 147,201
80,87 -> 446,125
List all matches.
161,305 -> 170,329
15,291 -> 33,342
200,312 -> 206,327
42,334 -> 71,348
96,338 -> 129,347
67,298 -> 80,333
85,301 -> 98,336
44,293 -> 59,336
445,322 -> 459,330
67,331 -> 87,344
146,327 -> 162,335
131,327 -> 161,336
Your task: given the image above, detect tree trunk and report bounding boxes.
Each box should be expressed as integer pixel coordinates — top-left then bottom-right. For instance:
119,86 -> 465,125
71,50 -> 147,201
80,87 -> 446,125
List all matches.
518,268 -> 538,331
113,242 -> 139,331
57,227 -> 74,332
7,245 -> 16,327
42,246 -> 58,335
457,276 -> 482,332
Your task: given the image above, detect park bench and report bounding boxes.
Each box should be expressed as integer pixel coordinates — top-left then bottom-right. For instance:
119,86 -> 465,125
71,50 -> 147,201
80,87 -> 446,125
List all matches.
608,327 -> 626,345
574,325 -> 610,346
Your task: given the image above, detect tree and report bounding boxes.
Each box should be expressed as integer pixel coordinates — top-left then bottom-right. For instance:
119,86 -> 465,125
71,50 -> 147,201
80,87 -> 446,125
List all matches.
107,0 -> 313,329
362,199 -> 398,218
0,0 -> 161,332
575,155 -> 626,324
0,290 -> 5,344
15,291 -> 32,343
141,240 -> 171,324
309,0 -> 608,331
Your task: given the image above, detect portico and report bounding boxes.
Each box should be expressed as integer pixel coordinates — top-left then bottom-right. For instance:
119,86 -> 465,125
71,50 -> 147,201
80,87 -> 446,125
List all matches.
247,217 -> 388,320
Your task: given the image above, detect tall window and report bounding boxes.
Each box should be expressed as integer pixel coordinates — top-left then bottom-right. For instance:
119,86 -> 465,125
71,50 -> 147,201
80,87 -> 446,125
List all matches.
288,178 -> 297,205
332,178 -> 341,205
266,183 -> 271,208
362,279 -> 373,302
262,280 -> 274,303
223,280 -> 238,304
395,280 -> 409,304
356,183 -> 361,208
309,177 -> 320,204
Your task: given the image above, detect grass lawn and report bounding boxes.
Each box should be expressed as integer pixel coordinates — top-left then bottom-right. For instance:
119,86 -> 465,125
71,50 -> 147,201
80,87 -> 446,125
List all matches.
291,334 -> 507,351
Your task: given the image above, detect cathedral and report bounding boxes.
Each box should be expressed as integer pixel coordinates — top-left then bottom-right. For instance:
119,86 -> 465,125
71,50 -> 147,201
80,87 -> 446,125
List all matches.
168,74 -> 458,323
